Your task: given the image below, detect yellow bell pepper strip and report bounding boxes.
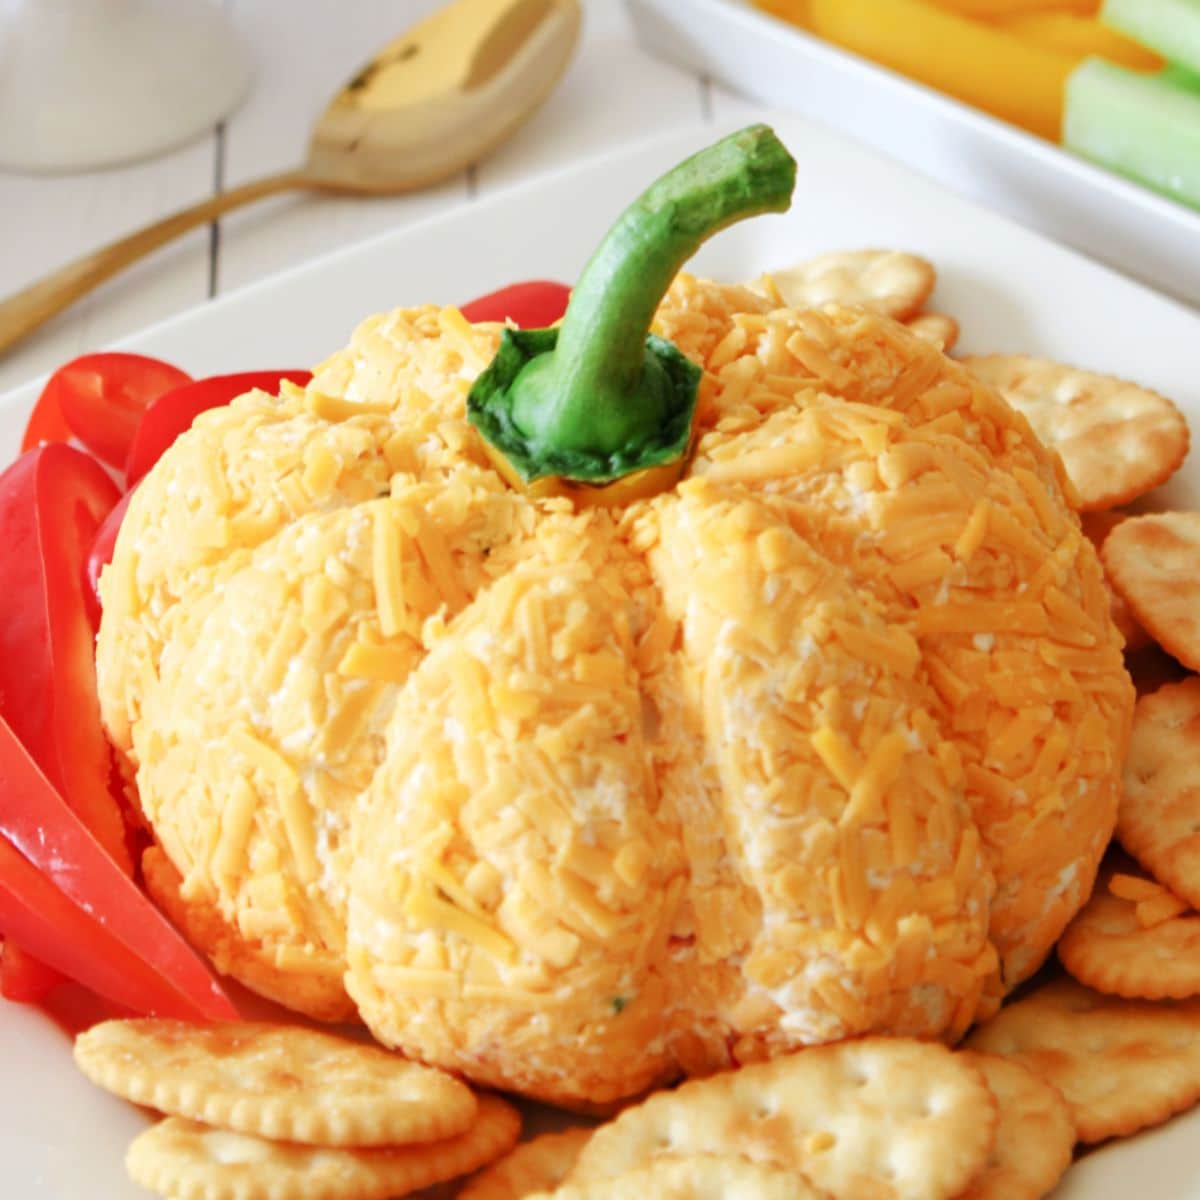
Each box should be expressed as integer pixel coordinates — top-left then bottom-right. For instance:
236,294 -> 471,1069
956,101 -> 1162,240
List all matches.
994,12 -> 1164,71
754,0 -> 1077,139
467,125 -> 796,498
921,0 -> 1098,15
478,438 -> 686,508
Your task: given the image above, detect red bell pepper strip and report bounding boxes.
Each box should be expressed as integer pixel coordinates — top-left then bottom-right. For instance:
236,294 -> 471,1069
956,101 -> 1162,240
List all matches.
0,941 -> 64,1003
23,353 -> 192,469
0,715 -> 238,1020
0,838 -> 224,1021
460,281 -> 571,328
125,369 -> 312,487
83,490 -> 134,627
0,444 -> 129,871
19,386 -> 73,453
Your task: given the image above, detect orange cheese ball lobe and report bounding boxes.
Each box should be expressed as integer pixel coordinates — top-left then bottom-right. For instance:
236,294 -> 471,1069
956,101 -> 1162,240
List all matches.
346,520 -> 683,1106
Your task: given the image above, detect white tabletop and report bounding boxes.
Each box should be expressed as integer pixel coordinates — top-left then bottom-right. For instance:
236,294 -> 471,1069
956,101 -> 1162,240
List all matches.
0,0 -> 758,397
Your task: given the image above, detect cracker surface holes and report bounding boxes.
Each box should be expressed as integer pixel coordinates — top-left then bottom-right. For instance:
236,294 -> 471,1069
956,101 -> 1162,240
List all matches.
125,1093 -> 519,1200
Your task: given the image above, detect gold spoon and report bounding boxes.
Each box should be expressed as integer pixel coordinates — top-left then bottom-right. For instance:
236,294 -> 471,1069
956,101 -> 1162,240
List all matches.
0,0 -> 581,358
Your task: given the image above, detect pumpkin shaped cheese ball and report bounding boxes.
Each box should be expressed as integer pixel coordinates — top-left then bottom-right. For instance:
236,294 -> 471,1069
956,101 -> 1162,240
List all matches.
96,127 -> 1133,1107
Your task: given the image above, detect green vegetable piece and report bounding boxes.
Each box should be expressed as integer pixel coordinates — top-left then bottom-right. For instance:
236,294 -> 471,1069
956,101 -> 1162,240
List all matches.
1065,59 -> 1200,213
1102,0 -> 1200,77
1162,62 -> 1200,92
468,125 -> 797,485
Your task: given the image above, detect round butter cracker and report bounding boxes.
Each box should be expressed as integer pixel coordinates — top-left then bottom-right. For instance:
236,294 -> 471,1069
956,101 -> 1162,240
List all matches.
126,1094 -> 518,1200
956,1052 -> 1074,1200
1079,511 -> 1150,653
568,1037 -> 995,1200
76,1019 -> 477,1147
1059,860 -> 1200,999
459,1128 -> 594,1200
962,355 -> 1188,511
905,312 -> 959,354
966,977 -> 1200,1143
1104,514 -> 1200,671
1117,678 -> 1200,911
762,249 -> 935,320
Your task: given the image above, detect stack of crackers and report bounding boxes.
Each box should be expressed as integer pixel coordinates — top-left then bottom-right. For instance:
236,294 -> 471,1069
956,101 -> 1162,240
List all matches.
78,1020 -> 1073,1199
73,1021 -> 520,1200
73,250 -> 1200,1199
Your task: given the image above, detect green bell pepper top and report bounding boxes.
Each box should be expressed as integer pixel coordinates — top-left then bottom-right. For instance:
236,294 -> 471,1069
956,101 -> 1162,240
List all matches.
467,125 -> 797,486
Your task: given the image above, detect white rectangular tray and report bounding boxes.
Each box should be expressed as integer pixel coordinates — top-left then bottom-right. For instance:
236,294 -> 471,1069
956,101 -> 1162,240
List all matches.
2,110 -> 1199,1198
627,0 -> 1200,310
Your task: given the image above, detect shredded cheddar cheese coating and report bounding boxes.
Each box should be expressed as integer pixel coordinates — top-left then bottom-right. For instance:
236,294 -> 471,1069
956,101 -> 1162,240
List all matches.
96,279 -> 1132,1106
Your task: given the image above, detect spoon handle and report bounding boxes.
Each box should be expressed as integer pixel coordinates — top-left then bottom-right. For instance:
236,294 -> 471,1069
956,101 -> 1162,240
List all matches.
0,168 -> 309,359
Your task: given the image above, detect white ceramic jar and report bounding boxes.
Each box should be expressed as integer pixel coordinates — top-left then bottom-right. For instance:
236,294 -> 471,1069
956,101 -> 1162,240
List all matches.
0,0 -> 252,172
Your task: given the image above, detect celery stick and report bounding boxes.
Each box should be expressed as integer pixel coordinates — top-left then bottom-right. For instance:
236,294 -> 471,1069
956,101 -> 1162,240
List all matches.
1065,58 -> 1200,212
1162,63 -> 1200,90
1102,0 -> 1200,75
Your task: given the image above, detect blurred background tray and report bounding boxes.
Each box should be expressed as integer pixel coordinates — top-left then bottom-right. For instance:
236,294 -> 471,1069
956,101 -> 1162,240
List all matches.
627,0 -> 1200,310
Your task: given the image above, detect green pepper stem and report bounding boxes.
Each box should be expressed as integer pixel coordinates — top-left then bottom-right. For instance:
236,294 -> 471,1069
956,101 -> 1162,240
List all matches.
508,125 -> 796,460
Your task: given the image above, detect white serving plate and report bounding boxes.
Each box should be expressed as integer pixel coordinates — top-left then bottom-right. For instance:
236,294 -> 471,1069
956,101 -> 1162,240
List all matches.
2,110 -> 1199,1198
627,0 -> 1200,311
